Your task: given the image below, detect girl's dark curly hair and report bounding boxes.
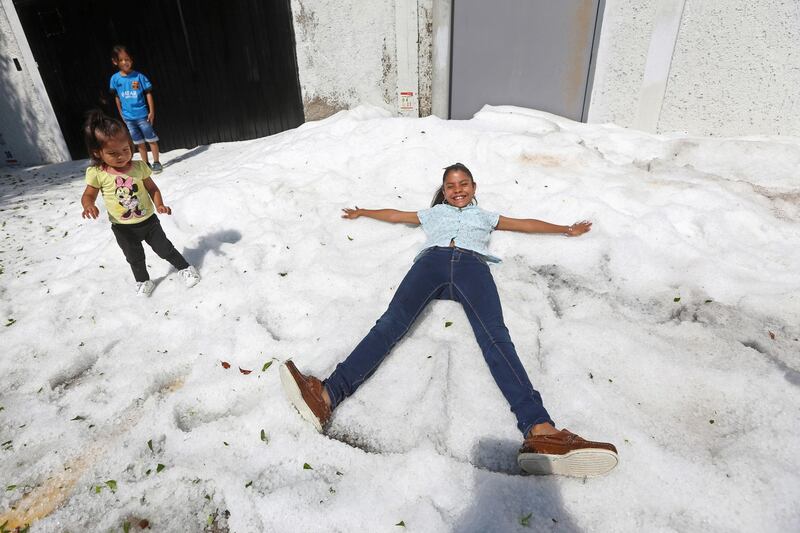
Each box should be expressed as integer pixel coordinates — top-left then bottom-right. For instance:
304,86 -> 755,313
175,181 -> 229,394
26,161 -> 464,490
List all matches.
430,162 -> 476,207
83,109 -> 130,166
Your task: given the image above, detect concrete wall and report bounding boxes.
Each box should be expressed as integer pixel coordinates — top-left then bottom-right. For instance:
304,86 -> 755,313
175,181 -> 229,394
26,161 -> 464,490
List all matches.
0,1 -> 69,167
589,0 -> 800,136
289,0 -> 434,121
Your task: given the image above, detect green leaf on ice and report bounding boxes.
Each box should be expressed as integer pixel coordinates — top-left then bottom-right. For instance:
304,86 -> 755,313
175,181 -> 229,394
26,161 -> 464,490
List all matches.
156,463 -> 165,473
262,361 -> 273,372
673,297 -> 681,302
245,480 -> 253,488
445,321 -> 453,327
105,480 -> 117,492
123,521 -> 131,533
260,429 -> 268,443
147,439 -> 153,452
303,463 -> 313,470
520,513 -> 533,527
395,521 -> 405,527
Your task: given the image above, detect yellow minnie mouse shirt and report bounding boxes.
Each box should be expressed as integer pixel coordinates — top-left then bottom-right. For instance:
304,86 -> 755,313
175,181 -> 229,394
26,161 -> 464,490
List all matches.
85,160 -> 155,225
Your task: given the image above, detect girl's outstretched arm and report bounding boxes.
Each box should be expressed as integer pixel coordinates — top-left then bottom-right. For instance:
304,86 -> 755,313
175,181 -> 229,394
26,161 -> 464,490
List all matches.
341,207 -> 420,225
496,216 -> 591,237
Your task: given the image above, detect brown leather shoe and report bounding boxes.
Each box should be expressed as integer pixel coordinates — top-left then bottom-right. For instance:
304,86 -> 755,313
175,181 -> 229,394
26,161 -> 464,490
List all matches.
279,360 -> 332,432
518,429 -> 618,477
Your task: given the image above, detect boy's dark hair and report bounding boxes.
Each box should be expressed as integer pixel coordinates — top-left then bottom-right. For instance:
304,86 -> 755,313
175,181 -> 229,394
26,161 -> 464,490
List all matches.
83,109 -> 130,166
111,45 -> 130,61
430,162 -> 476,206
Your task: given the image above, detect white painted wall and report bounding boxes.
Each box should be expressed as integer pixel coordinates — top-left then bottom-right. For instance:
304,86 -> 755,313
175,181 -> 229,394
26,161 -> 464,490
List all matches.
589,0 -> 800,136
289,0 -> 397,120
0,0 -> 69,167
289,0 -> 434,121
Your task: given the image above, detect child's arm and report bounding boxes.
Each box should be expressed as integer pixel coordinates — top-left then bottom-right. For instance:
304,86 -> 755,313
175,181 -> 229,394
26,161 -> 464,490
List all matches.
341,207 -> 419,225
496,216 -> 591,237
146,91 -> 155,125
143,178 -> 171,215
114,95 -> 123,119
81,186 -> 101,219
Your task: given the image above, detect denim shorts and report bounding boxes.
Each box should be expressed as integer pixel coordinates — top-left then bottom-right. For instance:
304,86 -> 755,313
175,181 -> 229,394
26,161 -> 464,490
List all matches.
124,117 -> 159,144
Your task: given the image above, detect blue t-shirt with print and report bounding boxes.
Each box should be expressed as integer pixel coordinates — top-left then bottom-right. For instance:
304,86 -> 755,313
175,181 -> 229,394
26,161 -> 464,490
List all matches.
109,71 -> 152,120
416,203 -> 502,263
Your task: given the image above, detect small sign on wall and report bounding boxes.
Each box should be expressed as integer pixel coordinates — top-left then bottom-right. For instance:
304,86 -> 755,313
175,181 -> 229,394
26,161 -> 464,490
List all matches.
399,90 -> 418,116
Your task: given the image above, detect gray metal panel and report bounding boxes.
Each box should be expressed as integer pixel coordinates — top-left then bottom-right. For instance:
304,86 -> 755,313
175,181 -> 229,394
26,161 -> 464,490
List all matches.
450,0 -> 601,121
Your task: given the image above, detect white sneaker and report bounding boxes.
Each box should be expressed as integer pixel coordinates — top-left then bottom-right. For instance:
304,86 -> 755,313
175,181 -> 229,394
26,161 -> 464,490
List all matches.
136,280 -> 155,297
178,265 -> 200,288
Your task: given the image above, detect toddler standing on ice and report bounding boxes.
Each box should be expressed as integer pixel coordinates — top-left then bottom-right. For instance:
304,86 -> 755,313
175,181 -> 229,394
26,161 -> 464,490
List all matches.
281,163 -> 618,477
80,111 -> 199,296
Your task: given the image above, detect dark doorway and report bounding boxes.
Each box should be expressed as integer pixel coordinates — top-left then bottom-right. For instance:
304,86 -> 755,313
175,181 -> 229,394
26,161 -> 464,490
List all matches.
13,0 -> 304,159
450,0 -> 604,121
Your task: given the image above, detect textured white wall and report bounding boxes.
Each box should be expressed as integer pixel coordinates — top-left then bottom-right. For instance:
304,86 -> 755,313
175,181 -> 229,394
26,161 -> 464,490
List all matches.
0,1 -> 69,166
587,0 -> 656,128
589,0 -> 800,136
289,0 -> 397,120
289,0 -> 433,121
660,0 -> 800,136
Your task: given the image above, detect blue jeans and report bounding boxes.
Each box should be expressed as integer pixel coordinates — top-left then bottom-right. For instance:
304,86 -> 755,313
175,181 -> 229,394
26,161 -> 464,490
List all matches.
124,117 -> 159,144
324,246 -> 554,435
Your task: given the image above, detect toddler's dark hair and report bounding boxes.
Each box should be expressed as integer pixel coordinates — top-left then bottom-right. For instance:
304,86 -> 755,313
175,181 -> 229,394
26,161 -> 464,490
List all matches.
430,162 -> 476,206
111,44 -> 130,61
83,109 -> 130,166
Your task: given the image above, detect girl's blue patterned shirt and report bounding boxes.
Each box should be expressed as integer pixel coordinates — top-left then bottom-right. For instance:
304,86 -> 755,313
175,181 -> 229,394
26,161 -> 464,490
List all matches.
416,203 -> 501,263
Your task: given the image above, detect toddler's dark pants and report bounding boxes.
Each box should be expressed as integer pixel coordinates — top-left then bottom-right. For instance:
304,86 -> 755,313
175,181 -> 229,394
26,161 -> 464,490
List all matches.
111,216 -> 189,282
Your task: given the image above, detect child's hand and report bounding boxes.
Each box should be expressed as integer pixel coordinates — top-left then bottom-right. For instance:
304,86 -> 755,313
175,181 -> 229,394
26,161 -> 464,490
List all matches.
341,207 -> 361,219
157,205 -> 172,215
82,206 -> 99,219
148,112 -> 155,125
565,220 -> 592,237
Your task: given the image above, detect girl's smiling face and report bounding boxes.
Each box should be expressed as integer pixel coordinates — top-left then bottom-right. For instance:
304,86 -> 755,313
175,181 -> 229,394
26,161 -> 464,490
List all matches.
442,169 -> 476,208
96,133 -> 133,170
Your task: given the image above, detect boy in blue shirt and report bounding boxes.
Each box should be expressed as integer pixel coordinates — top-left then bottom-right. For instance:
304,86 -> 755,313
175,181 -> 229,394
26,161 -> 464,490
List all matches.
109,45 -> 162,173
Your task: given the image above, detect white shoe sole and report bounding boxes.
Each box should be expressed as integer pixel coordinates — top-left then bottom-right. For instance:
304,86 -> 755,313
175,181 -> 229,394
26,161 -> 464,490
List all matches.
279,363 -> 323,433
518,449 -> 618,477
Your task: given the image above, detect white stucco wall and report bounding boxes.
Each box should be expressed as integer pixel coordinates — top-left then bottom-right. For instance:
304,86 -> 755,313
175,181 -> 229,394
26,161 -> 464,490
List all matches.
289,0 -> 397,120
289,0 -> 433,121
0,1 -> 69,166
589,0 -> 800,136
660,0 -> 800,136
586,0 -> 656,128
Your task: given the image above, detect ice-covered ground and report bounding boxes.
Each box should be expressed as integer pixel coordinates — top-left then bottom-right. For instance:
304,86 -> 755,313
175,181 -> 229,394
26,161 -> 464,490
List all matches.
1,105 -> 798,532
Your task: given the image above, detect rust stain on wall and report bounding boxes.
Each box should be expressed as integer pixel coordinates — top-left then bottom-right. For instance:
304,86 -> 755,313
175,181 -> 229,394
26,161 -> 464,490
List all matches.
381,37 -> 395,105
565,2 -> 594,114
304,95 -> 347,121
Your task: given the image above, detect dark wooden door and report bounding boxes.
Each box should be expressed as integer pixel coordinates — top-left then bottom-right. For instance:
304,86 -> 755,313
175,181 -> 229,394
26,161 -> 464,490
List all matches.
13,0 -> 304,159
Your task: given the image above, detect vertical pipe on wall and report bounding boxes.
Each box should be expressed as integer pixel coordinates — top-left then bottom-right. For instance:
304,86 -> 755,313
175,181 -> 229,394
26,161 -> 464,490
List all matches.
634,0 -> 686,132
431,0 -> 451,119
395,0 -> 419,117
